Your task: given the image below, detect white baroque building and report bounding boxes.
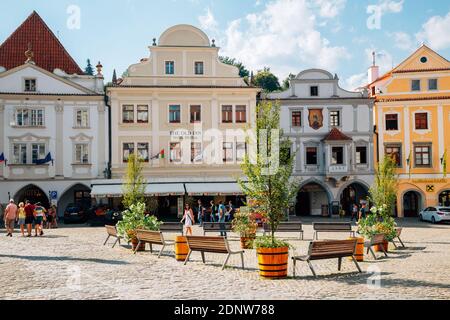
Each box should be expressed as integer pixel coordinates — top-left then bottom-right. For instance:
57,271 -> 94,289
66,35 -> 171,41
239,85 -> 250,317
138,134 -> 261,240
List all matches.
0,12 -> 108,217
266,69 -> 374,217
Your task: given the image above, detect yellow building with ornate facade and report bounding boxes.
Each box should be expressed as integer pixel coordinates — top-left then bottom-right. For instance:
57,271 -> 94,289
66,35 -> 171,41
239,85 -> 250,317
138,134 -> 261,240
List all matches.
369,45 -> 450,217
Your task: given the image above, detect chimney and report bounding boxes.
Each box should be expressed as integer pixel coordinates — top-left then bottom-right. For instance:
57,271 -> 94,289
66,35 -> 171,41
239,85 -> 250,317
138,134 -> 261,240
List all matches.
368,51 -> 379,84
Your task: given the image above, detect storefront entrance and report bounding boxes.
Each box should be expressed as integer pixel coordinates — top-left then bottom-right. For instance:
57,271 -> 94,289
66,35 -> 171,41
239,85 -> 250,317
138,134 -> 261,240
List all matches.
439,190 -> 450,207
14,185 -> 50,209
296,182 -> 330,216
403,191 -> 422,217
340,183 -> 369,216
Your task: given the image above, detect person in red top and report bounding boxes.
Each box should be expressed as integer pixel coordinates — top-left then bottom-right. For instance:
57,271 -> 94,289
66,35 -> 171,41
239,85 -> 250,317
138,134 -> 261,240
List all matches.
24,200 -> 35,238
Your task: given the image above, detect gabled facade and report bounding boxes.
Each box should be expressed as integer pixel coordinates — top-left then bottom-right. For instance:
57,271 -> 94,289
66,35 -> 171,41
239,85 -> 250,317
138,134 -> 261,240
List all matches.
96,25 -> 259,218
369,45 -> 450,217
266,69 -> 374,217
0,12 -> 107,217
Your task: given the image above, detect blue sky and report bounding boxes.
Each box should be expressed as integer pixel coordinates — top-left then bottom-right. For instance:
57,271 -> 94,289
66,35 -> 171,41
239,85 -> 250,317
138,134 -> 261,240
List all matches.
1,0 -> 449,89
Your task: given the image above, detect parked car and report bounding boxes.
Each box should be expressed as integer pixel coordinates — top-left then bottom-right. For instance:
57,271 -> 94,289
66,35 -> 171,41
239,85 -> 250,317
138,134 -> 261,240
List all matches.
63,204 -> 87,224
419,206 -> 450,224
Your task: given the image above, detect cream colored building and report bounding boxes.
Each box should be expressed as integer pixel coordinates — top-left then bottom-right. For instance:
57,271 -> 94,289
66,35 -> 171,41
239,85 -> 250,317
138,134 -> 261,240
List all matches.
94,25 -> 259,217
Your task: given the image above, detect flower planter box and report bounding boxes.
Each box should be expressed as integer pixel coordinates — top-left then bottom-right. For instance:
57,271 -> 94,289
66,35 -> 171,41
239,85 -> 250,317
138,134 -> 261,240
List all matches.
375,240 -> 389,253
348,237 -> 365,262
240,236 -> 255,249
257,247 -> 289,279
175,236 -> 189,261
131,239 -> 146,252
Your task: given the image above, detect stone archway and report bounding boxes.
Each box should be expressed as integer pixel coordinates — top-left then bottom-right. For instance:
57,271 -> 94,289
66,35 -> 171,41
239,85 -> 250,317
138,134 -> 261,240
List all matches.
296,180 -> 332,216
339,182 -> 370,216
403,190 -> 423,217
58,184 -> 92,218
439,190 -> 450,207
14,184 -> 50,208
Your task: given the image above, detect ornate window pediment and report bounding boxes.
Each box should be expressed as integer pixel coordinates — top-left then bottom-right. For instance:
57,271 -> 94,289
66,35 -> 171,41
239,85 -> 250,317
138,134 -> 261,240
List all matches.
70,133 -> 93,143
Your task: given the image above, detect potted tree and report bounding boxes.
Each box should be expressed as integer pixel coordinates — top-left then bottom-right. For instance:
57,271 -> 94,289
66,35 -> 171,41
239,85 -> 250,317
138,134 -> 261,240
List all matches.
232,207 -> 258,249
358,156 -> 399,251
239,101 -> 299,279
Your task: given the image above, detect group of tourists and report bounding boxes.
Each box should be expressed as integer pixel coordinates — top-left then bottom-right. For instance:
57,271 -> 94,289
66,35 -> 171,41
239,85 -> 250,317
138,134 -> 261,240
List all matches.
351,202 -> 368,222
181,199 -> 236,236
2,199 -> 57,237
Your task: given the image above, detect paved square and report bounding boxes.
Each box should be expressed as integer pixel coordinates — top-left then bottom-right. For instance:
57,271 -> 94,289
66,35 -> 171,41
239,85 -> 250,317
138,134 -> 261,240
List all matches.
1,219 -> 449,300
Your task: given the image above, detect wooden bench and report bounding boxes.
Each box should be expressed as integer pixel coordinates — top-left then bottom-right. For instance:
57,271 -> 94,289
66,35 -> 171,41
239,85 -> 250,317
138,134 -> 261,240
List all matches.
390,228 -> 405,248
313,222 -> 355,240
184,236 -> 245,270
159,222 -> 184,235
292,239 -> 362,277
134,229 -> 175,258
103,225 -> 123,248
202,223 -> 233,236
365,234 -> 388,260
263,222 -> 304,240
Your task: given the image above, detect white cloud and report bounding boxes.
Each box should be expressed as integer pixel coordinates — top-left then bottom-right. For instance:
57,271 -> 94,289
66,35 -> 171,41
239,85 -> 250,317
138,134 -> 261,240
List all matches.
218,0 -> 350,80
198,8 -> 218,32
378,0 -> 404,14
416,12 -> 450,50
344,72 -> 367,90
389,31 -> 415,51
313,0 -> 347,18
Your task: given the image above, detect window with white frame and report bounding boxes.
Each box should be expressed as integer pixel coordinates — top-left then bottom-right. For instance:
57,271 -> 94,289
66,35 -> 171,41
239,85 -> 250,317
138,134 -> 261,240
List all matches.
165,61 -> 175,75
24,79 -> 36,92
356,146 -> 368,164
170,142 -> 182,163
331,147 -> 344,165
191,142 -> 202,163
235,105 -> 247,123
428,79 -> 438,91
223,142 -> 234,163
15,108 -> 44,127
75,109 -> 89,128
32,143 -> 46,164
122,143 -> 134,163
169,105 -> 181,123
12,144 -> 27,164
75,144 -> 89,164
122,105 -> 134,123
190,105 -> 201,123
137,143 -> 149,162
236,142 -> 247,162
194,62 -> 204,75
329,110 -> 341,127
137,105 -> 149,123
222,105 -> 233,123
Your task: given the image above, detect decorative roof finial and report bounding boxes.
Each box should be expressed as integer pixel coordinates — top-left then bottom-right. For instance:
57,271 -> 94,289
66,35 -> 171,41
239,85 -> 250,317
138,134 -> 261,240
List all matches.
96,61 -> 103,77
25,42 -> 35,64
153,38 -> 157,46
372,51 -> 376,67
211,39 -> 216,47
112,69 -> 117,85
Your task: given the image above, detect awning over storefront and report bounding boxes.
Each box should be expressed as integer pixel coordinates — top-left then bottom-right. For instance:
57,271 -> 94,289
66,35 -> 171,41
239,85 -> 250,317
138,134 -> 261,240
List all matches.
91,183 -> 185,198
185,182 -> 243,196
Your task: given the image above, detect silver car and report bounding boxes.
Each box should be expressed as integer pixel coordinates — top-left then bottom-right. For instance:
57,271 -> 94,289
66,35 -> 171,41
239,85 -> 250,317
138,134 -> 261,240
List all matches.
419,207 -> 450,224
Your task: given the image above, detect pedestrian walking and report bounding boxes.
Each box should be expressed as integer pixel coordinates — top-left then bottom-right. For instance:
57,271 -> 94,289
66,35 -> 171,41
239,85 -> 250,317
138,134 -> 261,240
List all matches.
49,205 -> 58,229
218,201 -> 227,237
24,200 -> 35,237
197,199 -> 205,227
226,200 -> 236,222
209,200 -> 217,223
33,202 -> 47,237
351,204 -> 359,222
4,199 -> 18,237
17,202 -> 26,236
359,203 -> 367,221
181,203 -> 195,236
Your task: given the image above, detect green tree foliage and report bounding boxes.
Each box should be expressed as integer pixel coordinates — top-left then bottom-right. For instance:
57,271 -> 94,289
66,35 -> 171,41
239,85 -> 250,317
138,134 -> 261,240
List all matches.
219,56 -> 250,78
84,59 -> 94,76
238,101 -> 299,247
253,67 -> 281,92
122,153 -> 146,209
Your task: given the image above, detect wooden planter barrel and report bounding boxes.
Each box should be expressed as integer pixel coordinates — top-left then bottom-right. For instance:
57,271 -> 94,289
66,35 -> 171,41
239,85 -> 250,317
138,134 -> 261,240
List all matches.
175,236 -> 189,261
375,240 -> 389,252
131,239 -> 146,252
257,247 -> 289,279
348,237 -> 364,262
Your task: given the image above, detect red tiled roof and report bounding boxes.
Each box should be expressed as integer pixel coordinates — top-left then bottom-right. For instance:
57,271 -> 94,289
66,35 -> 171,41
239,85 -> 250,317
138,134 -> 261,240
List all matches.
323,128 -> 352,141
0,11 -> 83,75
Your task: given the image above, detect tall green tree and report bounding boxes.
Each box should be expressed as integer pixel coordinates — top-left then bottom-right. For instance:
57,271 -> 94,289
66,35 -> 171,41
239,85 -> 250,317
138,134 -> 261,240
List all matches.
238,101 -> 299,247
84,59 -> 94,76
369,155 -> 399,216
219,56 -> 250,78
253,67 -> 281,92
122,153 -> 146,209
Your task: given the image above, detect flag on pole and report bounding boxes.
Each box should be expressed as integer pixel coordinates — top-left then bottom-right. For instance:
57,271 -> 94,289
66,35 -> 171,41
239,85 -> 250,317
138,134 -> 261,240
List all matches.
34,152 -> 52,165
0,153 -> 5,163
443,149 -> 448,178
150,149 -> 165,160
160,149 -> 165,159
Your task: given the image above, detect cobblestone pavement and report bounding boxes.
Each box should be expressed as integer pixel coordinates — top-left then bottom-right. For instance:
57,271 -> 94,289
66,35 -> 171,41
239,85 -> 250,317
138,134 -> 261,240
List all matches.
0,218 -> 449,300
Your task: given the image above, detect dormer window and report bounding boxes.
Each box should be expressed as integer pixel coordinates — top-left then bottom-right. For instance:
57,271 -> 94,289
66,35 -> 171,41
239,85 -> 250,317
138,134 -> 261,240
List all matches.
165,61 -> 175,75
194,62 -> 204,75
310,86 -> 319,97
24,79 -> 36,92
